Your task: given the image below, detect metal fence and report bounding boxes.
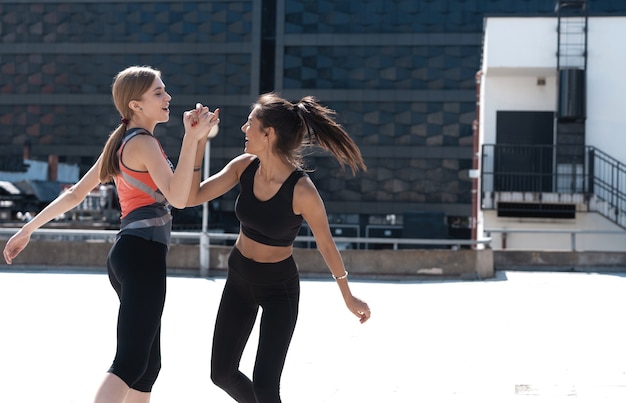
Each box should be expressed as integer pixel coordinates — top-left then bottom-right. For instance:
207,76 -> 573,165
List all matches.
481,144 -> 626,227
0,227 -> 491,250
485,227 -> 626,251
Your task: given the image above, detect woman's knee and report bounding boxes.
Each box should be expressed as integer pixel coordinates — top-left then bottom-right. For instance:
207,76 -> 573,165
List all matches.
210,367 -> 230,388
252,370 -> 281,403
110,358 -> 160,392
131,362 -> 161,392
253,380 -> 279,403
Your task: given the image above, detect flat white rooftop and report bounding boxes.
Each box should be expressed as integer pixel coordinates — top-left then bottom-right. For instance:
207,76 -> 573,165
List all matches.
0,269 -> 625,402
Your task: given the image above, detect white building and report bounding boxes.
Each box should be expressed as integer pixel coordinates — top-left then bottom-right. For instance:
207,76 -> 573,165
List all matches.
478,9 -> 626,251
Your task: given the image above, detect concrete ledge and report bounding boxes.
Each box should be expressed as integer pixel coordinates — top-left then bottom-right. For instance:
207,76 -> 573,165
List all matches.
0,240 -> 494,279
495,250 -> 626,272
290,247 -> 494,279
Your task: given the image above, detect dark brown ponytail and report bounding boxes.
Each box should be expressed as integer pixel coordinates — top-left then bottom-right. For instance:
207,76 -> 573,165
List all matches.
253,92 -> 366,174
295,96 -> 366,174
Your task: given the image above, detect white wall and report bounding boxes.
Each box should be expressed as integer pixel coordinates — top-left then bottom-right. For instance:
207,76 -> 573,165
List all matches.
586,17 -> 626,163
479,16 -> 626,251
484,210 -> 626,251
481,16 -> 626,162
483,17 -> 557,72
480,75 -> 557,145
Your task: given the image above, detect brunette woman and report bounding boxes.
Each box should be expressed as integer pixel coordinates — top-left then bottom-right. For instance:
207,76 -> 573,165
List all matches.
187,92 -> 370,403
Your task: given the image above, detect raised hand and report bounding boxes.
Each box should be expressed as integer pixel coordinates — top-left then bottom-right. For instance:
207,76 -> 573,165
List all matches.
184,103 -> 220,141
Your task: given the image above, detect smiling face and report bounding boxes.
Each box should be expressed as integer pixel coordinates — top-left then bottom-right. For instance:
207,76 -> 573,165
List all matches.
241,108 -> 267,154
134,77 -> 172,124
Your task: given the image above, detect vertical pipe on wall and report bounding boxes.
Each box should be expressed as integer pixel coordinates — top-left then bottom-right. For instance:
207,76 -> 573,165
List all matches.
472,70 -> 483,247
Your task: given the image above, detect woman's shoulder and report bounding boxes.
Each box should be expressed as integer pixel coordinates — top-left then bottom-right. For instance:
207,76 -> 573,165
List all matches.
293,173 -> 317,196
221,153 -> 258,179
292,175 -> 321,215
123,129 -> 159,149
120,129 -> 160,159
228,153 -> 257,169
123,127 -> 153,142
237,153 -> 257,163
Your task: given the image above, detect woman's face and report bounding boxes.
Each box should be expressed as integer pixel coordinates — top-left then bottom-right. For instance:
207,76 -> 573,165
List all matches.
136,76 -> 172,123
241,108 -> 267,153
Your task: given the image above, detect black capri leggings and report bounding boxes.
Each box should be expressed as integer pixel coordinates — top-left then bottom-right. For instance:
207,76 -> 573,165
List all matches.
211,247 -> 300,403
106,235 -> 167,392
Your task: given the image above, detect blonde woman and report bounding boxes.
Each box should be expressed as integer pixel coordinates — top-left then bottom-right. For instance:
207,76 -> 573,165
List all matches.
3,65 -> 219,403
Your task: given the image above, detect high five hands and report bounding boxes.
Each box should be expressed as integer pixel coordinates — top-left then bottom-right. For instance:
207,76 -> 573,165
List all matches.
184,103 -> 220,140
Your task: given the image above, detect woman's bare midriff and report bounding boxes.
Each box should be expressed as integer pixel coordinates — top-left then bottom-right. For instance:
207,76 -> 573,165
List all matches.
235,232 -> 293,263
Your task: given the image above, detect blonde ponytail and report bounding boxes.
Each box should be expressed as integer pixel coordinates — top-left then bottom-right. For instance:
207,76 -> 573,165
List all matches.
98,66 -> 161,183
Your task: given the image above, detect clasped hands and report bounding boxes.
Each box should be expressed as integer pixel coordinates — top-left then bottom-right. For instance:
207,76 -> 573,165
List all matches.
184,103 -> 220,140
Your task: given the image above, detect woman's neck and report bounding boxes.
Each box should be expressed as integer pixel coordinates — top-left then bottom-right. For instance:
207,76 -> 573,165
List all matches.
128,117 -> 157,133
255,154 -> 293,181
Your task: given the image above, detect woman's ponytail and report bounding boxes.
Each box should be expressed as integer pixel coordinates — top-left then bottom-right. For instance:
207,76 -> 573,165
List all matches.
98,66 -> 161,183
296,96 -> 366,174
99,124 -> 125,183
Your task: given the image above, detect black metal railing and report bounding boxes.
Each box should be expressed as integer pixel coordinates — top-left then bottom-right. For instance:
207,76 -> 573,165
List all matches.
481,144 -> 626,226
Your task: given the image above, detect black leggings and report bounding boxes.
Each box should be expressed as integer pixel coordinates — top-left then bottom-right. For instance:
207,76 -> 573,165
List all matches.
106,235 -> 167,392
211,247 -> 300,403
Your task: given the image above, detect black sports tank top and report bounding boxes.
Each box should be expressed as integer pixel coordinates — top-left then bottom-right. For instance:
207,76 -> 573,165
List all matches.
235,158 -> 308,247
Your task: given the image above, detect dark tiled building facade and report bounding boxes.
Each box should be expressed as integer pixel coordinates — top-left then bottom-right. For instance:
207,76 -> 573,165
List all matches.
2,0 -> 625,234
